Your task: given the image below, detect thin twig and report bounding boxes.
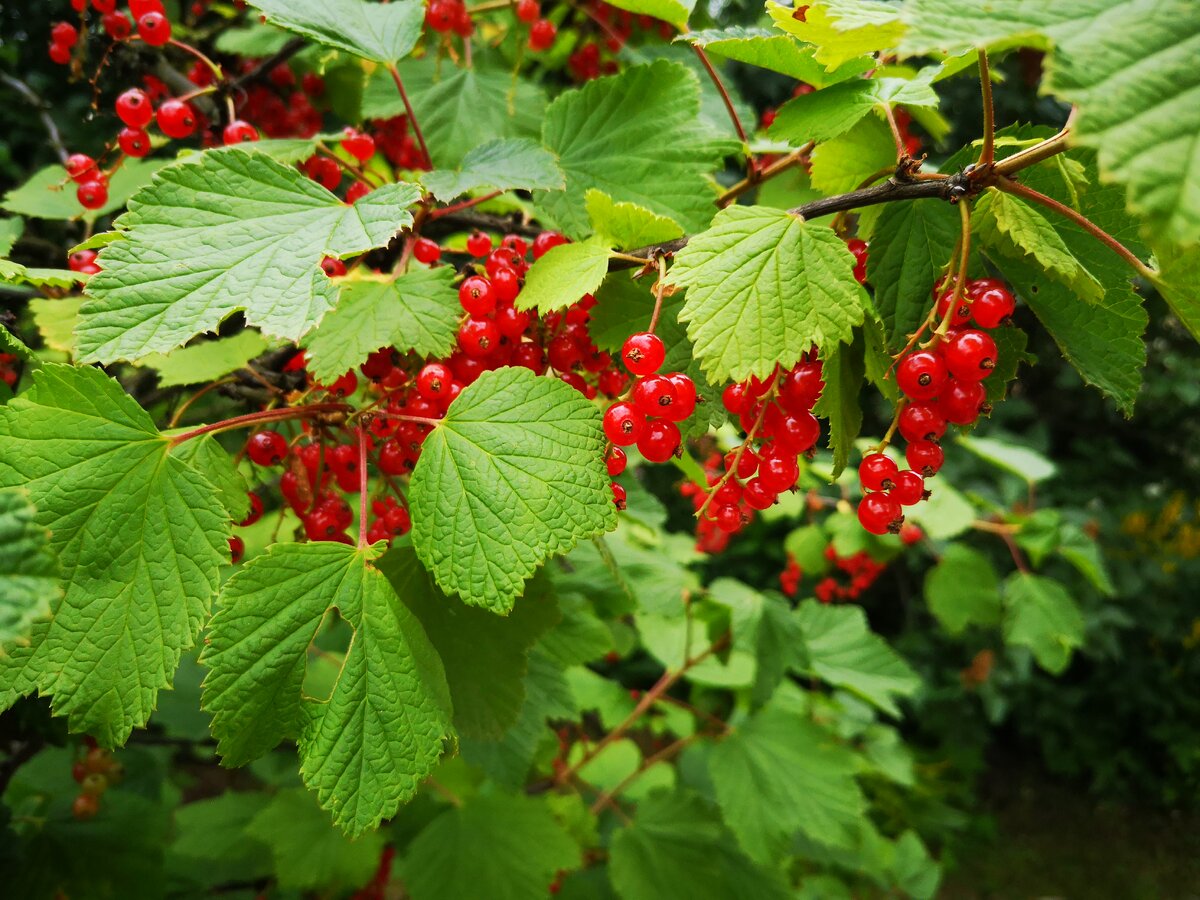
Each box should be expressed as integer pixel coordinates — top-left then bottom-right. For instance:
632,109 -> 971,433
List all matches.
977,50 -> 995,168
0,74 -> 68,163
690,45 -> 749,148
880,103 -> 907,162
387,64 -> 432,168
996,176 -> 1156,280
168,403 -> 350,447
716,143 -> 813,207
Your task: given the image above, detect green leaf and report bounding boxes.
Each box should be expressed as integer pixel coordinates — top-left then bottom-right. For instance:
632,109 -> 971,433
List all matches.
600,0 -> 694,30
304,267 -> 459,383
671,205 -> 869,382
79,150 -> 418,363
245,787 -> 386,889
171,435 -> 251,524
903,0 -> 1200,245
28,297 -> 81,356
363,59 -> 547,168
768,0 -> 904,70
608,788 -> 791,900
0,215 -> 22,255
807,115 -> 896,197
422,138 -> 564,200
974,188 -> 1104,303
710,702 -> 865,858
585,190 -> 683,251
956,434 -> 1057,484
202,542 -> 452,835
0,259 -> 84,289
0,489 -> 60,648
247,0 -> 423,63
906,478 -> 976,540
769,72 -> 938,146
795,599 -> 919,716
983,324 -> 1030,404
398,793 -> 582,900
812,336 -> 865,477
1002,572 -> 1085,674
1152,238 -> 1200,342
681,27 -> 871,86
867,199 -> 960,346
0,364 -> 227,745
2,159 -> 164,221
168,792 -> 274,891
516,237 -> 613,313
1056,523 -> 1115,596
137,330 -> 270,388
409,367 -> 617,613
538,60 -> 723,238
708,579 -> 805,707
924,544 -> 1001,634
378,547 -> 559,738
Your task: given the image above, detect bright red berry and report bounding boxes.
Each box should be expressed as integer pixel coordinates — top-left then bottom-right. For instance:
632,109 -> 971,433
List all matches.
491,267 -> 520,303
896,351 -> 948,401
743,477 -> 777,510
898,403 -> 947,443
413,238 -> 441,264
969,280 -> 1016,328
935,287 -> 972,327
49,42 -> 73,65
758,451 -> 799,493
228,536 -> 245,564
129,0 -> 165,15
859,453 -> 898,492
458,317 -> 499,357
533,230 -> 568,259
416,362 -> 454,402
612,482 -> 627,510
938,378 -> 986,425
66,154 -> 97,182
777,410 -> 820,454
905,439 -> 944,477
104,10 -> 134,38
941,329 -> 997,381
516,0 -> 540,22
846,237 -> 868,284
51,22 -> 79,46
222,120 -> 259,145
345,181 -> 371,204
238,492 -> 265,527
621,332 -> 665,376
458,276 -> 495,317
156,99 -> 198,139
664,372 -> 697,421
496,305 -> 531,340
341,128 -> 376,162
320,257 -> 347,277
858,493 -> 903,535
92,0 -> 117,11
323,371 -> 358,398
637,418 -> 681,463
889,469 -> 927,506
77,180 -> 109,210
116,89 -> 153,128
632,374 -> 679,418
137,11 -> 171,46
713,504 -> 744,534
246,430 -> 289,466
603,402 -> 646,446
117,127 -> 151,157
778,361 -> 824,412
529,18 -> 556,50
721,382 -> 750,415
606,446 -> 627,476
466,231 -> 493,257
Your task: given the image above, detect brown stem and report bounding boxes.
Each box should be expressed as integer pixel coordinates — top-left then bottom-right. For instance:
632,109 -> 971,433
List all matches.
647,256 -> 669,334
588,733 -> 702,815
428,190 -> 503,219
991,124 -> 1072,178
929,200 -> 973,342
716,143 -> 813,207
387,64 -> 432,168
977,50 -> 995,168
881,103 -> 907,162
167,403 -> 350,447
996,176 -> 1156,280
690,45 -> 749,148
357,425 -> 370,549
227,38 -> 307,91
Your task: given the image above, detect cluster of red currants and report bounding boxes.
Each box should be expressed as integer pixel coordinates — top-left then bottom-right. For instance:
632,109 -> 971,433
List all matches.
603,333 -> 698,508
857,277 -> 1015,535
679,451 -> 756,553
0,354 -> 21,390
69,737 -> 124,821
566,2 -> 674,81
51,0 -> 174,67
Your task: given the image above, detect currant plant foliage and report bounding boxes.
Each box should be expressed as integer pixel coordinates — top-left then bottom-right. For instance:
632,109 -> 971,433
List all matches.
1,0 -> 1197,896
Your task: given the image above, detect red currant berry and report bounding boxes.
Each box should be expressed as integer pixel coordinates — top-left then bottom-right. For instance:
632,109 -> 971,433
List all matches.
117,127 -> 151,157
345,181 -> 371,204
712,480 -> 743,506
54,22 -> 80,46
238,492 -> 265,527
603,401 -> 646,446
156,99 -> 198,139
714,503 -> 744,534
320,257 -> 347,278
632,374 -> 679,418
72,793 -> 101,821
115,88 -> 153,128
778,361 -> 824,412
516,0 -> 540,22
859,453 -> 898,492
898,403 -> 947,443
68,250 -> 99,273
49,42 -> 73,65
896,350 -> 948,401
413,238 -> 441,264
458,317 -> 499,357
458,275 -> 495,317
137,11 -> 171,46
663,372 -> 697,421
905,439 -> 944,477
777,410 -> 820,454
66,153 -> 97,182
858,493 -> 903,535
496,305 -> 531,340
323,371 -> 358,398
533,230 -> 568,259
758,451 -> 799,493
491,267 -> 520,303
341,128 -> 376,162
547,334 -> 582,371
511,341 -> 545,373
529,18 -> 556,50
103,9 -> 132,38
246,430 -> 289,466
889,469 -> 927,506
304,509 -> 342,542
846,237 -> 868,284
92,0 -> 117,11
743,477 -> 777,510
941,329 -> 997,381
938,378 -> 986,425
304,156 -> 342,191
466,231 -> 492,257
621,332 -> 665,376
222,120 -> 259,145
969,281 -> 1015,328
935,287 -> 972,327
606,446 -> 627,476
612,482 -> 627,510
416,362 -> 453,402
598,367 -> 628,396
77,180 -> 109,210
721,382 -> 750,415
129,0 -> 165,15
228,535 -> 245,564
637,418 -> 681,463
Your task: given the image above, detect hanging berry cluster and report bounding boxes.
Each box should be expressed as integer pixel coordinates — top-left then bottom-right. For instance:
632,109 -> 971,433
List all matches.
858,277 -> 1016,535
68,737 -> 124,821
567,2 -> 676,81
